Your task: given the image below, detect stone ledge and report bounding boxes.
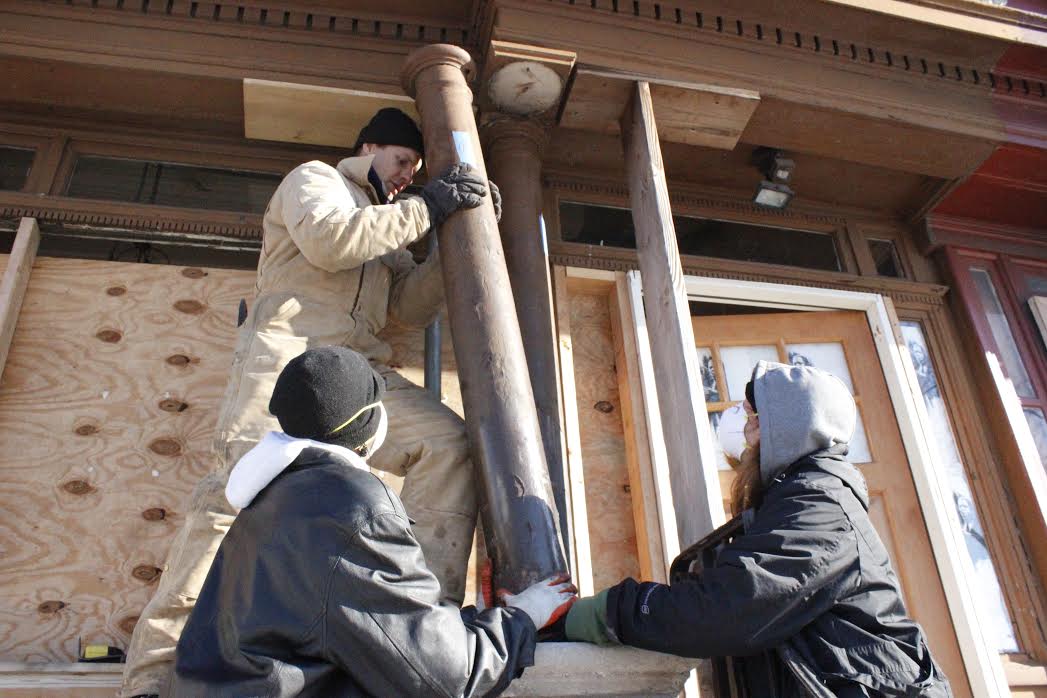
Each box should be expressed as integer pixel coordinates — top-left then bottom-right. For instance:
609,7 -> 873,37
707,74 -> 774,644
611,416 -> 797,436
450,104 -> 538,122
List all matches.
0,647 -> 705,696
505,643 -> 705,697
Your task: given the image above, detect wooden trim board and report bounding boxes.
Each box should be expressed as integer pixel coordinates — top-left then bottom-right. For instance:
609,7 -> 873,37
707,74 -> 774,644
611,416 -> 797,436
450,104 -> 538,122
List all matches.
609,273 -> 671,583
0,217 -> 39,385
1030,296 -> 1047,350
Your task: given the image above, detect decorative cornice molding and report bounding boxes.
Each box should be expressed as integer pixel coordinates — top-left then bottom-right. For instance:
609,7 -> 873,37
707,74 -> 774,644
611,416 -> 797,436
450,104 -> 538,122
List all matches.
523,0 -> 1045,103
0,193 -> 262,241
37,0 -> 472,47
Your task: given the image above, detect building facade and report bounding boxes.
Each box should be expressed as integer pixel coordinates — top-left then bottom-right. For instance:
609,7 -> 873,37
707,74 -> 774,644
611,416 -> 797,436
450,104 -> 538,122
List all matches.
0,0 -> 1045,695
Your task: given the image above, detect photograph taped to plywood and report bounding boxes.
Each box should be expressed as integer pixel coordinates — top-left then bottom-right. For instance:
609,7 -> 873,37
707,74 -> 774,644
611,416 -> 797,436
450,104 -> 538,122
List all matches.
243,79 -> 420,148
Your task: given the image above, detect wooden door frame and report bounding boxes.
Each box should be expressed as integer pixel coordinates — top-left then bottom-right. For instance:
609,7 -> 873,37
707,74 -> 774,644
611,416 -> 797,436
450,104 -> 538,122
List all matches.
570,264 -> 1010,697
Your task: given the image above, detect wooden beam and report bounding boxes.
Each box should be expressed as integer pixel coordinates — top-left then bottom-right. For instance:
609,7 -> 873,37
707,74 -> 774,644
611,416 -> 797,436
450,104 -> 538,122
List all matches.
243,79 -> 418,148
0,217 -> 39,385
621,82 -> 725,547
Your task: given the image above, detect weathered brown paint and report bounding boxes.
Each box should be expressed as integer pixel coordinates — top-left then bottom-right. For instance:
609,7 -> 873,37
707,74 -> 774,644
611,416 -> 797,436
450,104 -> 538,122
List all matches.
402,44 -> 567,593
482,115 -> 571,566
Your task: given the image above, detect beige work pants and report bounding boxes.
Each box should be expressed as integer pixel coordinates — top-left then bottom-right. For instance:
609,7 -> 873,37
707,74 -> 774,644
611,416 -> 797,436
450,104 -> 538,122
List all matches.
120,364 -> 477,698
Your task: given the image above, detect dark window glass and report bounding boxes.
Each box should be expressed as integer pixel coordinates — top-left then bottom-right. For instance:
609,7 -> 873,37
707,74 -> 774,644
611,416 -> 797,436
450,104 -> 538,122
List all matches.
559,201 -> 841,272
869,238 -> 903,278
0,146 -> 35,191
67,156 -> 281,214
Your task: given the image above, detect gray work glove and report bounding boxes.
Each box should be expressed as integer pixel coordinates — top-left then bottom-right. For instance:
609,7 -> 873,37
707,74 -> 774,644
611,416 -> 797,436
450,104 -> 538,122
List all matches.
420,163 -> 487,228
490,180 -> 502,222
499,575 -> 577,631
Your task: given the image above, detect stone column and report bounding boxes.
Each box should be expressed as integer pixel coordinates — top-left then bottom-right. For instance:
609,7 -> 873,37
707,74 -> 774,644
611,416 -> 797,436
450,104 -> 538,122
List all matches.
481,116 -> 570,561
402,45 -> 568,594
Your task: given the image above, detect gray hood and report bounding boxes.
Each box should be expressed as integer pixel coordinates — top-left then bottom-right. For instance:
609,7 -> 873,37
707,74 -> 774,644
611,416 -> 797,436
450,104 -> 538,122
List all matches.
752,360 -> 857,484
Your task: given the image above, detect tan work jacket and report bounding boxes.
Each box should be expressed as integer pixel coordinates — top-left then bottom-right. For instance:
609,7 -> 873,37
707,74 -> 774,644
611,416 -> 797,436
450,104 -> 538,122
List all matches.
213,155 -> 442,464
255,154 -> 442,361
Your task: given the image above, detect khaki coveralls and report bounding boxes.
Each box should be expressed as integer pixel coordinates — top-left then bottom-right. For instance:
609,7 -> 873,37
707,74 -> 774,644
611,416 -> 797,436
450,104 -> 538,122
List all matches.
121,155 -> 478,698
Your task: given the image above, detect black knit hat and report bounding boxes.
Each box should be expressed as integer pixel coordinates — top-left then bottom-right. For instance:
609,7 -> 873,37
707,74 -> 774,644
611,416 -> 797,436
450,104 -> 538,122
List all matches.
269,346 -> 386,449
352,108 -> 424,156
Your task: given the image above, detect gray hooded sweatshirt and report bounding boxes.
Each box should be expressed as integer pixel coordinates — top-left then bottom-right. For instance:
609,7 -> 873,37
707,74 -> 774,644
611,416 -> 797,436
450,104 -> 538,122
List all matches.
752,359 -> 857,485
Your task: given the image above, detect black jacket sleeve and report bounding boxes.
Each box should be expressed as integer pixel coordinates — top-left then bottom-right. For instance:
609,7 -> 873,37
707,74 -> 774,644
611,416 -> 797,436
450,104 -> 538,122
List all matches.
606,482 -> 860,658
323,511 -> 536,698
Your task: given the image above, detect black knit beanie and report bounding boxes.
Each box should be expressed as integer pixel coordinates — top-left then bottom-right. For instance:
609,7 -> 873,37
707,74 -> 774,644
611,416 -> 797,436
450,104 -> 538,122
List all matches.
269,346 -> 386,450
745,377 -> 757,412
352,108 -> 424,156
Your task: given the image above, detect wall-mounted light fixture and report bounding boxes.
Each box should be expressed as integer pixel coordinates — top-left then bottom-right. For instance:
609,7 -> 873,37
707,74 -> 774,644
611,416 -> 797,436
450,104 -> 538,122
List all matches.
751,147 -> 795,209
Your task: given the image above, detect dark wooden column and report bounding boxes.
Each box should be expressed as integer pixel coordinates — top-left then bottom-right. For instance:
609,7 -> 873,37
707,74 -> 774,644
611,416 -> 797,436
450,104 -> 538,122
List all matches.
621,81 -> 725,547
402,45 -> 568,593
481,115 -> 571,564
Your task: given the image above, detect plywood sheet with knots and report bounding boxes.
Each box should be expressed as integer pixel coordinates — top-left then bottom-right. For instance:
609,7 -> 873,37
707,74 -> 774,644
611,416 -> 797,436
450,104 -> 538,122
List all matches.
0,257 -> 254,662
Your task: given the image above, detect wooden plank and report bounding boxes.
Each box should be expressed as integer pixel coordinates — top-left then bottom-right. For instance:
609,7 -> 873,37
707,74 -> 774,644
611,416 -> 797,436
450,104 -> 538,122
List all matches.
552,266 -> 595,596
622,271 -> 684,571
0,258 -> 254,662
243,79 -> 419,148
648,82 -> 759,150
0,661 -> 121,693
621,81 -> 724,547
560,69 -> 760,150
609,273 -> 668,583
0,218 -> 39,386
558,70 -> 633,136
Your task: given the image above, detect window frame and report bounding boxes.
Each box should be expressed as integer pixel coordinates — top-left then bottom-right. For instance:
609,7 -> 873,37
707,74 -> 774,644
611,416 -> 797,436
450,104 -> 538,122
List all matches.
544,185 -> 862,277
0,130 -> 61,194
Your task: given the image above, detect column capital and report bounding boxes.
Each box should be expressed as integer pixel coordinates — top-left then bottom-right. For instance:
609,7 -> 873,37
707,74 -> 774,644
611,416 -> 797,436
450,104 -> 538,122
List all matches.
480,114 -> 550,159
401,44 -> 472,97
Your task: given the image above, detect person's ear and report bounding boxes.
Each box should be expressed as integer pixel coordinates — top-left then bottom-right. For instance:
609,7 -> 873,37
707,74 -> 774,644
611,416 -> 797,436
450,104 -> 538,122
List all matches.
359,143 -> 377,156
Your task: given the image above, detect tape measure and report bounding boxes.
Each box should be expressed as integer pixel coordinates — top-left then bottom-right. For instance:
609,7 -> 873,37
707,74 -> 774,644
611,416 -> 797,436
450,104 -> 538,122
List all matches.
77,640 -> 125,663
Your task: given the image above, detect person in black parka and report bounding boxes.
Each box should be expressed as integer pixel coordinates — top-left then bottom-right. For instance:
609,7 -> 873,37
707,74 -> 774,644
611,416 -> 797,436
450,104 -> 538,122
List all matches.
172,346 -> 575,698
564,360 -> 953,698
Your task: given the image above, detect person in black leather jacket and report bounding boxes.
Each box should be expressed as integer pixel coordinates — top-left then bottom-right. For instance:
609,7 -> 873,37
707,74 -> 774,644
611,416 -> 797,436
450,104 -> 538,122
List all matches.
564,360 -> 953,698
173,346 -> 574,698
